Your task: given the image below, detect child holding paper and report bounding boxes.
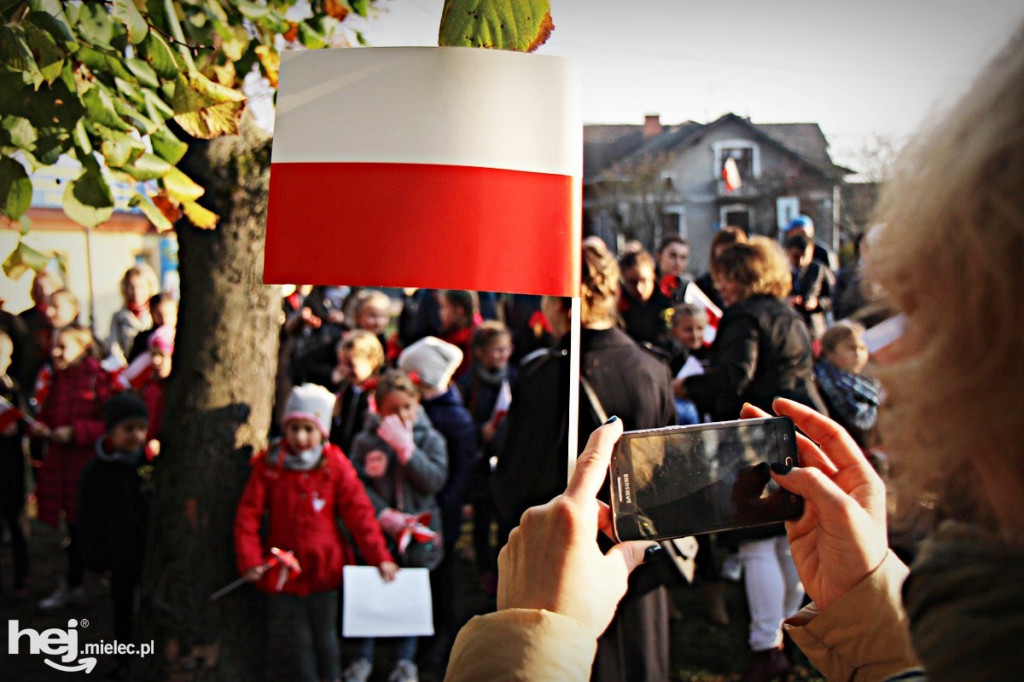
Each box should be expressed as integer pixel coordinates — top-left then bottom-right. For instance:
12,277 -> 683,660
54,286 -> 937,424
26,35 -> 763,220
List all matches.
235,383 -> 397,682
347,370 -> 448,682
669,303 -> 710,425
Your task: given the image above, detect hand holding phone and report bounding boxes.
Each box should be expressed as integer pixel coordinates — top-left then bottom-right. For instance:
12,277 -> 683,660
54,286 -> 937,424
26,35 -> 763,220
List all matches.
610,416 -> 803,542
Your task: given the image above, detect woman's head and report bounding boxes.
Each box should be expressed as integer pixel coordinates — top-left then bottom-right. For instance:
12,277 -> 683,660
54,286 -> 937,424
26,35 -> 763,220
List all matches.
821,322 -> 868,374
374,370 -> 420,424
715,236 -> 792,305
351,289 -> 391,336
120,264 -> 159,308
866,23 -> 1024,537
51,326 -> 96,370
581,241 -> 620,327
656,236 -> 689,279
709,226 -> 748,286
46,289 -> 80,329
336,329 -> 386,385
619,251 -> 657,303
31,270 -> 62,307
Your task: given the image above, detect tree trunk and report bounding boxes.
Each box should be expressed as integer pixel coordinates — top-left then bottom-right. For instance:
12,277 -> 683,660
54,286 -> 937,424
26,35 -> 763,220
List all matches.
140,116 -> 281,681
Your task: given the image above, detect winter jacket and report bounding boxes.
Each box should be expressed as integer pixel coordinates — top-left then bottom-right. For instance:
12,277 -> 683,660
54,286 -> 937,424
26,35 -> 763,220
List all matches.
684,295 -> 826,422
35,357 -> 110,527
234,441 -> 393,596
350,409 -> 447,569
421,388 -> 477,550
618,286 -> 673,347
75,442 -> 151,575
329,382 -> 373,455
0,374 -> 27,517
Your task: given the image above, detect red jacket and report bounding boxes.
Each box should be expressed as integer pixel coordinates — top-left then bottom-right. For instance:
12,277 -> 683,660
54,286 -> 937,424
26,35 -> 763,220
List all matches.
35,357 -> 110,527
234,441 -> 393,596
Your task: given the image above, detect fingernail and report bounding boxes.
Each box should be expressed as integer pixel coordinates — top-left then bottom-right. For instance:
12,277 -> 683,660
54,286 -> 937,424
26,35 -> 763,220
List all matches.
643,544 -> 663,563
604,415 -> 619,425
772,396 -> 783,403
770,462 -> 793,475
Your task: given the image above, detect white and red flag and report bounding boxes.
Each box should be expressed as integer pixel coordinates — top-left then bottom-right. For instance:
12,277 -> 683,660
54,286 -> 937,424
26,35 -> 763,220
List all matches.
722,156 -> 742,191
110,351 -> 155,392
487,378 -> 512,432
32,365 -> 52,409
264,47 -> 582,296
0,396 -> 25,431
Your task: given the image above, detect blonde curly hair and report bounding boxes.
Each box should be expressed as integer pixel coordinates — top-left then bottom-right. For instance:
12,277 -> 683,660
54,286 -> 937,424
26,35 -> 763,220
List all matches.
716,236 -> 792,301
868,22 -> 1024,537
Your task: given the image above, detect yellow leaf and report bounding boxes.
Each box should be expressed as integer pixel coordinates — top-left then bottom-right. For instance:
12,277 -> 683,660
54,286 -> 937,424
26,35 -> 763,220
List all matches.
181,199 -> 219,229
171,71 -> 247,139
254,45 -> 279,89
161,166 -> 205,203
211,62 -> 236,88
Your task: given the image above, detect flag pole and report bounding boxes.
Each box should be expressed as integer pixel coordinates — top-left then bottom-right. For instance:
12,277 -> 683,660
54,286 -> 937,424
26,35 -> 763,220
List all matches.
567,296 -> 581,479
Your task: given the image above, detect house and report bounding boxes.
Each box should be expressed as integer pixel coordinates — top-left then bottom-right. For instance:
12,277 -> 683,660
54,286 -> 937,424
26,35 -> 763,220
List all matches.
0,157 -> 176,340
584,113 -> 852,273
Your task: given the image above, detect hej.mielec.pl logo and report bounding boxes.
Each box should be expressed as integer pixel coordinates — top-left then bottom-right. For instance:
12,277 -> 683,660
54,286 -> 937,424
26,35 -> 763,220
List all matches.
8,618 -> 155,674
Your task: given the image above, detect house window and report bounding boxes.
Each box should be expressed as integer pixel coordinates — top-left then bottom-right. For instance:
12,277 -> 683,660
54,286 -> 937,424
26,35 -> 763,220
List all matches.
713,140 -> 761,182
720,205 -> 753,232
662,205 -> 686,238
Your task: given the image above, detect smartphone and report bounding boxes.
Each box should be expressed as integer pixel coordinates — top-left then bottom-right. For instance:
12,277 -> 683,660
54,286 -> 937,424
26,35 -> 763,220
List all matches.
610,417 -> 802,542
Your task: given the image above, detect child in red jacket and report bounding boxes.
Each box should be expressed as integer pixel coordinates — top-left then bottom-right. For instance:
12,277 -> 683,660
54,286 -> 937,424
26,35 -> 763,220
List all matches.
32,325 -> 110,612
235,383 -> 397,682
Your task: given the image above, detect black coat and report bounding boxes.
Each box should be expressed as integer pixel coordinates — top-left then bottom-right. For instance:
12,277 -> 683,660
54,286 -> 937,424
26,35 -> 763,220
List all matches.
685,295 -> 826,422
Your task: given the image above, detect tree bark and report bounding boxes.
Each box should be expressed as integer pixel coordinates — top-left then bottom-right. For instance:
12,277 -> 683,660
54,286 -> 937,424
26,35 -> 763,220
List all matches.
140,116 -> 281,681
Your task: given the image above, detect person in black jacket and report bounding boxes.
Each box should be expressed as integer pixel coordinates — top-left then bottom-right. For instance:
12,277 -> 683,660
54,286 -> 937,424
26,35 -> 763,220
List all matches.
678,236 -> 825,682
76,393 -> 152,679
0,330 -> 29,597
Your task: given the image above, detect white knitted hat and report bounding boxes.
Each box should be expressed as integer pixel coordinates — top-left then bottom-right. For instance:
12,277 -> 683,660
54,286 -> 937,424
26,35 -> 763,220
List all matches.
282,383 -> 335,437
398,336 -> 463,389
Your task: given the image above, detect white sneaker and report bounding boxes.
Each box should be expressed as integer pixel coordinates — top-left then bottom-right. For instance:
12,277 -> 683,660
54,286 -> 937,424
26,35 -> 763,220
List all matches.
342,657 -> 373,682
387,659 -> 418,682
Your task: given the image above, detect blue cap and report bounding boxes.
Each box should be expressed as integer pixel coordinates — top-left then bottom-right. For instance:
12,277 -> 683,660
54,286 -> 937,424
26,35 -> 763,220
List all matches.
786,214 -> 814,232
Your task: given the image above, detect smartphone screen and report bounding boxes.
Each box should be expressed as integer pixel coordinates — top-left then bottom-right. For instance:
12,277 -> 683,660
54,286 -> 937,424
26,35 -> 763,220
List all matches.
610,417 -> 801,542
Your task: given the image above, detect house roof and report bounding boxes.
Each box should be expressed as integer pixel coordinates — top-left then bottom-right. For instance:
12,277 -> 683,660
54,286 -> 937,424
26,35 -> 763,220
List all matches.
584,113 -> 852,183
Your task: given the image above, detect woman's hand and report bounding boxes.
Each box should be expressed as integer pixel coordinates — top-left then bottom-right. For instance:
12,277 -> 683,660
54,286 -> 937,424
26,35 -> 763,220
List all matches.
497,418 -> 654,639
741,399 -> 888,611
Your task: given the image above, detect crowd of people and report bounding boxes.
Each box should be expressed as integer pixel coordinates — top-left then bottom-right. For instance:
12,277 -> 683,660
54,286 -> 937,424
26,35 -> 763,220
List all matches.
0,199 -> 888,682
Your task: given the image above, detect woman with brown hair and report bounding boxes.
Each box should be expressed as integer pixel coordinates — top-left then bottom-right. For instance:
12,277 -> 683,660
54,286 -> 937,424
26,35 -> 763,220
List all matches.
678,236 -> 825,681
694,225 -> 748,311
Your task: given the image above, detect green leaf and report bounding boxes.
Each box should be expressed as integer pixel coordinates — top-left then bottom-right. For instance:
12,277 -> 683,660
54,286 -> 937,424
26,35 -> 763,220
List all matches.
0,26 -> 42,85
235,0 -> 271,20
351,0 -> 370,16
132,190 -> 174,231
2,240 -> 53,280
72,118 -> 93,155
125,57 -> 160,89
171,71 -> 246,139
83,85 -> 133,132
120,152 -> 172,181
75,45 -> 137,83
113,0 -> 149,45
438,0 -> 553,52
113,97 -> 158,135
62,166 -> 115,227
0,155 -> 33,219
3,116 -> 38,150
23,22 -> 65,85
298,19 -> 329,49
139,32 -> 182,81
31,131 -> 68,165
161,165 -> 204,203
95,125 -> 144,167
150,126 -> 188,165
142,88 -> 174,124
114,77 -> 146,106
75,3 -> 117,50
27,9 -> 79,51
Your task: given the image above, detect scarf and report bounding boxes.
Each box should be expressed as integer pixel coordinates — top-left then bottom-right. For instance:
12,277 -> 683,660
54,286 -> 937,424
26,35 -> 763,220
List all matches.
813,360 -> 881,429
95,438 -> 141,465
904,521 -> 1024,679
280,442 -> 324,471
473,364 -> 508,388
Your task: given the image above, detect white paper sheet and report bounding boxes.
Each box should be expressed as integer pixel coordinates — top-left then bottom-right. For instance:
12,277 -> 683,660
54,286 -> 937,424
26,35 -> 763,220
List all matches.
675,354 -> 706,381
342,566 -> 434,638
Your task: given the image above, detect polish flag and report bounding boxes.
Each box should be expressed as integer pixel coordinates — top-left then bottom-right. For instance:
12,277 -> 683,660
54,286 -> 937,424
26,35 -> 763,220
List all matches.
265,47 -> 582,297
488,379 -> 513,431
683,283 -> 723,345
111,351 -> 155,392
722,156 -> 742,191
32,365 -> 52,410
0,396 -> 25,431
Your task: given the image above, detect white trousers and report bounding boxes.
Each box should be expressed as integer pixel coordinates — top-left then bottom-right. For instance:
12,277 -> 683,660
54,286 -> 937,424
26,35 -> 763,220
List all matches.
739,535 -> 804,651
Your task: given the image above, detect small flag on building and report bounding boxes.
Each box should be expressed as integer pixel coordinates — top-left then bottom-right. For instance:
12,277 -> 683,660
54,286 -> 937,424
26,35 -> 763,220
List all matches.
723,156 -> 742,191
264,47 -> 582,297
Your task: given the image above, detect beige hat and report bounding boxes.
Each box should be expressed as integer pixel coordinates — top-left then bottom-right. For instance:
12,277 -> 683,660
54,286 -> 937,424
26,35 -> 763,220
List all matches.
398,336 -> 463,389
282,383 -> 336,436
